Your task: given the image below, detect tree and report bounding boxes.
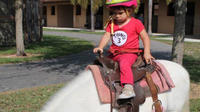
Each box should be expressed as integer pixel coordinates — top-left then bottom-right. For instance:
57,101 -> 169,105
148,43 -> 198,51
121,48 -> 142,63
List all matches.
171,0 -> 187,64
148,0 -> 152,35
147,0 -> 185,64
15,0 -> 26,56
90,0 -> 94,31
70,0 -> 103,31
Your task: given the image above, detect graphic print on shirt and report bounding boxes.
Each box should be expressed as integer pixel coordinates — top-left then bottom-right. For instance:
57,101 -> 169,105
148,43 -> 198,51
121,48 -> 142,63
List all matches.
112,30 -> 128,46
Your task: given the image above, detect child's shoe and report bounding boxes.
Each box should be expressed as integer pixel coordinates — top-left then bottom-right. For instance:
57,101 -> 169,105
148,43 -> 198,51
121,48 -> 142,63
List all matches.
118,84 -> 135,99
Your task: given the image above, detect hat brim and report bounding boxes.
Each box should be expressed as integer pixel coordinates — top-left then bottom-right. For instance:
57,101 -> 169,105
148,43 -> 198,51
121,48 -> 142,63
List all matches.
108,0 -> 137,7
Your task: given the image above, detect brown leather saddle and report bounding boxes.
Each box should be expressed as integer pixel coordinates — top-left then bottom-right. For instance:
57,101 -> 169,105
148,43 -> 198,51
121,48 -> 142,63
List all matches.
93,51 -> 163,112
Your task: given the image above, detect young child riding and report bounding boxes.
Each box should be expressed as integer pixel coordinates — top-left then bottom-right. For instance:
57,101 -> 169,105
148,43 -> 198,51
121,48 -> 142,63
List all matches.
93,0 -> 154,99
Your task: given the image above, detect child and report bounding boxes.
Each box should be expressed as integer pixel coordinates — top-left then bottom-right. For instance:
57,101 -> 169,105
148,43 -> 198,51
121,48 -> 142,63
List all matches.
93,0 -> 154,99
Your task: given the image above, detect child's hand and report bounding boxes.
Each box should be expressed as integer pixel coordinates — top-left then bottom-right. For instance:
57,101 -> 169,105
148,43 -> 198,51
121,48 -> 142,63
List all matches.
144,53 -> 155,64
93,48 -> 103,54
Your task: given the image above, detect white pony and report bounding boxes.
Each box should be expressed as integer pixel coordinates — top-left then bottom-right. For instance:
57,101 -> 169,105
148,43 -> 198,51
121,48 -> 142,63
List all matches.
41,60 -> 190,112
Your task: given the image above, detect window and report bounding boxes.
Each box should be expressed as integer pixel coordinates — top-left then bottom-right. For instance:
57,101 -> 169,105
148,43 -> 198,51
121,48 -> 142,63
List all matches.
167,2 -> 175,16
76,5 -> 81,15
51,6 -> 55,15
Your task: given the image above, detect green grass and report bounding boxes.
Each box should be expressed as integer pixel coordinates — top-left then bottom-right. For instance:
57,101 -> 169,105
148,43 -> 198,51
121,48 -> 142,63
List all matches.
183,42 -> 200,83
0,35 -> 94,64
151,37 -> 200,83
43,28 -> 105,35
0,84 -> 64,112
0,83 -> 199,112
190,99 -> 200,112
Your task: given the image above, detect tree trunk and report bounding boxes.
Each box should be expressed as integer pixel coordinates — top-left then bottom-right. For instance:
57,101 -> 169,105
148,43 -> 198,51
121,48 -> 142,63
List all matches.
39,0 -> 43,41
148,0 -> 152,35
15,0 -> 26,56
171,0 -> 187,65
90,0 -> 95,31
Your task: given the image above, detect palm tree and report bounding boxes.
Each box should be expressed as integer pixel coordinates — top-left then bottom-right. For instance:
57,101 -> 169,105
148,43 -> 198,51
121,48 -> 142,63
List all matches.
148,0 -> 152,35
148,0 -> 186,64
70,0 -> 104,31
171,0 -> 187,64
15,0 -> 26,56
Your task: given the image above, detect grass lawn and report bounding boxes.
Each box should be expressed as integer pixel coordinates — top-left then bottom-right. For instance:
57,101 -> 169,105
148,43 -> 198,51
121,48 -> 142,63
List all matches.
43,27 -> 105,35
190,98 -> 200,112
0,35 -> 94,64
151,38 -> 200,83
0,84 -> 64,112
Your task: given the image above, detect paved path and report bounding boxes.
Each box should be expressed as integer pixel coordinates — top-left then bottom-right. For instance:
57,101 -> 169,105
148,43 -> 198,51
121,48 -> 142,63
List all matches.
154,37 -> 200,42
0,31 -> 172,92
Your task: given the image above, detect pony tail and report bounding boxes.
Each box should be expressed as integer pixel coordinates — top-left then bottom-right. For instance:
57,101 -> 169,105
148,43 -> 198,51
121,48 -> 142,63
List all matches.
104,16 -> 114,36
104,16 -> 112,29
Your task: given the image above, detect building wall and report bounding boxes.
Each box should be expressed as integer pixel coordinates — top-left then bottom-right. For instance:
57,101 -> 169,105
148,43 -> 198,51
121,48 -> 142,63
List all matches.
73,6 -> 86,28
44,2 -> 86,28
157,0 -> 174,34
143,0 -> 200,34
57,4 -> 73,27
46,5 -> 58,27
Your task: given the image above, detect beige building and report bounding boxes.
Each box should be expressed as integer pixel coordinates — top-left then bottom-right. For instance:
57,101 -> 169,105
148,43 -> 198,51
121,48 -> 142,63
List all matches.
41,0 -> 200,35
142,0 -> 200,35
41,0 -> 87,28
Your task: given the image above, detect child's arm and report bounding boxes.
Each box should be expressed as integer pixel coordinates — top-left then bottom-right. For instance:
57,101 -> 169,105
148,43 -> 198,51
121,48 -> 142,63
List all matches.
139,29 -> 154,63
93,32 -> 111,53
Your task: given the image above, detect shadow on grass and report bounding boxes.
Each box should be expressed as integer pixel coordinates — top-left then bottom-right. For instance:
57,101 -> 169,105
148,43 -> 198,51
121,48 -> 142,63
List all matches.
25,35 -> 93,59
0,35 -> 94,64
18,50 -> 172,77
43,29 -> 104,35
183,55 -> 200,83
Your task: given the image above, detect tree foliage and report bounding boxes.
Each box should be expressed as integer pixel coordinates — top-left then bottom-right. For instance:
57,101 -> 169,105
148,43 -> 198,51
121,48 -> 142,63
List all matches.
70,0 -> 104,13
166,0 -> 172,5
70,0 -> 141,13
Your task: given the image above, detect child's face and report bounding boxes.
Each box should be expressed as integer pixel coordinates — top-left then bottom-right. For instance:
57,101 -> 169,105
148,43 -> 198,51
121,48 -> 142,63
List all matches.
112,9 -> 129,23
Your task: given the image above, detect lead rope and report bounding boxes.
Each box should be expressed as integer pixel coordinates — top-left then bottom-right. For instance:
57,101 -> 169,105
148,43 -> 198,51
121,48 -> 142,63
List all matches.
104,75 -> 114,112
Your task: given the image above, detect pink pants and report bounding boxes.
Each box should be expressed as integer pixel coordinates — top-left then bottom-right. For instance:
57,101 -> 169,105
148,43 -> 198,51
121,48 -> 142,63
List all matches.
111,53 -> 138,85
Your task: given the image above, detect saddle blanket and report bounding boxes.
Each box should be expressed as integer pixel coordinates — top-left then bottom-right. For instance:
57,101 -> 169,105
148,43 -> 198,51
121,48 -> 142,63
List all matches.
86,61 -> 175,104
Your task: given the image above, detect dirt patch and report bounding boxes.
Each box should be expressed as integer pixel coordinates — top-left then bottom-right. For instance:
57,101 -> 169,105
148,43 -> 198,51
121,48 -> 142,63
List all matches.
0,53 -> 41,58
190,83 -> 200,99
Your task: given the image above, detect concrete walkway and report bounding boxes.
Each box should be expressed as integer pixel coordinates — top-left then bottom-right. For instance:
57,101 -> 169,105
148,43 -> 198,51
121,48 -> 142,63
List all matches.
45,27 -> 200,42
154,37 -> 200,42
0,31 -> 172,92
